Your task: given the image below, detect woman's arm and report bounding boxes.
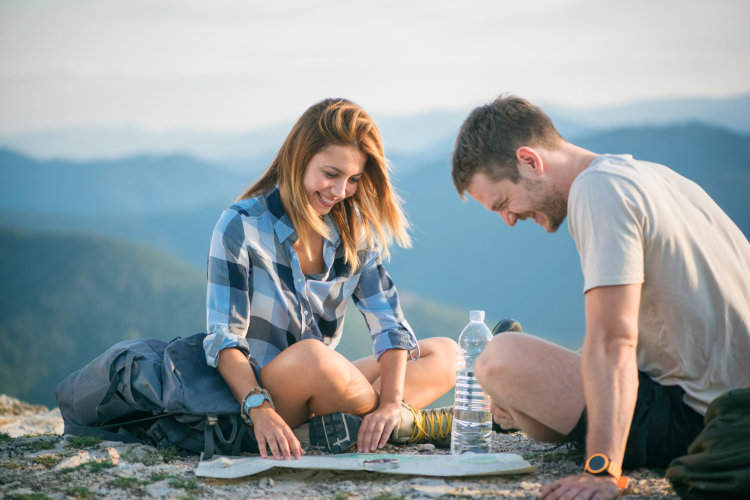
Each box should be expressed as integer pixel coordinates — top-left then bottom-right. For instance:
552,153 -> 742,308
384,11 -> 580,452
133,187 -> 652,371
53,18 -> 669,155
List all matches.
357,347 -> 408,452
207,208 -> 302,460
218,348 -> 304,460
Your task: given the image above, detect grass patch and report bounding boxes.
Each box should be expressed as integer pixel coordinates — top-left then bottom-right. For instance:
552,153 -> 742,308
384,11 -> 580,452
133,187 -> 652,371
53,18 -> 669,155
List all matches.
652,467 -> 667,477
334,493 -> 352,500
541,448 -> 584,463
0,461 -> 22,469
64,487 -> 90,499
22,440 -> 56,452
33,455 -> 62,468
88,460 -> 116,473
0,431 -> 14,443
168,478 -> 202,491
371,494 -> 405,500
3,495 -> 50,500
23,432 -> 57,438
58,460 -> 116,474
522,453 -> 539,460
122,445 -> 181,466
110,477 -> 139,489
67,436 -> 101,449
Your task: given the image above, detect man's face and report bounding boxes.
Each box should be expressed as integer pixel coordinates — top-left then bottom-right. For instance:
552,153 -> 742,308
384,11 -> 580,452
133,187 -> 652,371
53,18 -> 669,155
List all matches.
466,171 -> 568,233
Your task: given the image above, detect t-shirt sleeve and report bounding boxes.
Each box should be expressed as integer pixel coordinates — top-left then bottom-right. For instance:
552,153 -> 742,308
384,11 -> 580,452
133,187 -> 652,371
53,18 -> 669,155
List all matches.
568,171 -> 647,293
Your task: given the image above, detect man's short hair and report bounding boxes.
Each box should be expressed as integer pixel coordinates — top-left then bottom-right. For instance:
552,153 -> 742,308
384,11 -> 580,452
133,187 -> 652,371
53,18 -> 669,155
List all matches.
451,95 -> 564,198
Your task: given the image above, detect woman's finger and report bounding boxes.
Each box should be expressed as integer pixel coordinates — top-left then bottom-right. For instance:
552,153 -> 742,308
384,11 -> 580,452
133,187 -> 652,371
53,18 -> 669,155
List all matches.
359,417 -> 374,452
379,418 -> 398,448
283,427 -> 303,459
369,420 -> 386,451
274,430 -> 292,461
256,435 -> 269,459
265,431 -> 282,460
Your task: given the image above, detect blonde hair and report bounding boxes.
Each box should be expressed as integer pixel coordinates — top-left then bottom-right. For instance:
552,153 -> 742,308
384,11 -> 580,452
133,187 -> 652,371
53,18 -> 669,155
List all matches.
237,98 -> 411,267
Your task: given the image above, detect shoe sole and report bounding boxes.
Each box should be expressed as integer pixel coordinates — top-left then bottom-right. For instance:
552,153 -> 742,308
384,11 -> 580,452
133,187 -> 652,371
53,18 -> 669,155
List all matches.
309,413 -> 361,454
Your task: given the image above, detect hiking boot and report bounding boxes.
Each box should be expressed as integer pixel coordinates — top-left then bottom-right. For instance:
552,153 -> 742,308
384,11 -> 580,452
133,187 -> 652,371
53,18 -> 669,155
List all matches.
491,318 -> 523,335
292,421 -> 311,450
491,319 -> 523,434
306,413 -> 361,454
389,401 -> 453,448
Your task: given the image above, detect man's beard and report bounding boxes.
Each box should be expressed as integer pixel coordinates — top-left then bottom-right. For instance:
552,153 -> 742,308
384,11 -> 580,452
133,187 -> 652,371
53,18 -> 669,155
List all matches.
521,178 -> 568,233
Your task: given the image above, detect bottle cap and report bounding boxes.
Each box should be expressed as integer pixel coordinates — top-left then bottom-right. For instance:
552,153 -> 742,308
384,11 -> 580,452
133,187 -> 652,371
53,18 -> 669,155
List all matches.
470,310 -> 485,322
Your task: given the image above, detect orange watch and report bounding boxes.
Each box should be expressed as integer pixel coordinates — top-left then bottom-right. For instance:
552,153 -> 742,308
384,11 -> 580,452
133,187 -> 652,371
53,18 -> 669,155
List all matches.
584,453 -> 629,489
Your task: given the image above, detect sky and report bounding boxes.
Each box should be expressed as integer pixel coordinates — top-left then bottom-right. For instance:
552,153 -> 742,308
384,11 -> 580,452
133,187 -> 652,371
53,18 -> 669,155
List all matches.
1,0 -> 749,134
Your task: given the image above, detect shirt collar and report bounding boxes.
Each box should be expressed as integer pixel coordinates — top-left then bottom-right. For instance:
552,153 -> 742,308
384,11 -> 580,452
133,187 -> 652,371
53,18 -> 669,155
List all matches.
265,185 -> 342,247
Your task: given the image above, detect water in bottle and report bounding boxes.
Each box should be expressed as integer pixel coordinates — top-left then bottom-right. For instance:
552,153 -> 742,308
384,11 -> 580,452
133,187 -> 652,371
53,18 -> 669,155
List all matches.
451,310 -> 493,454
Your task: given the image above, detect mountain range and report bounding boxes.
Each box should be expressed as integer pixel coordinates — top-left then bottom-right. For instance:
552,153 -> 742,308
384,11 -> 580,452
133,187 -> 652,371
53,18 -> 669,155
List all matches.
0,228 -> 471,408
1,94 -> 748,169
2,122 -> 748,352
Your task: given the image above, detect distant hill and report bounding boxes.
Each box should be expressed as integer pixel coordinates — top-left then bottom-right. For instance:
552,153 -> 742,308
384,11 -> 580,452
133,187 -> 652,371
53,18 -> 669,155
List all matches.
2,123 -> 748,353
2,94 -> 748,167
0,150 -> 250,216
0,229 -> 471,408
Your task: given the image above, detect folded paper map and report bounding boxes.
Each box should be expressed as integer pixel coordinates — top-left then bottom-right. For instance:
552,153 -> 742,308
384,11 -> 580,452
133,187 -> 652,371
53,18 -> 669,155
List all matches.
196,453 -> 537,479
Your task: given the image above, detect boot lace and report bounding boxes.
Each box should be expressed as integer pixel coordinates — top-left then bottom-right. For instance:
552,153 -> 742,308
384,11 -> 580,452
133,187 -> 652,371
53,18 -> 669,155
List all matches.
405,403 -> 453,443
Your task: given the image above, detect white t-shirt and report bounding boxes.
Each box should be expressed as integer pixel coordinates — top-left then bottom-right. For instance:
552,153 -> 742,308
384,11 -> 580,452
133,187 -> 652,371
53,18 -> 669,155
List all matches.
568,154 -> 750,415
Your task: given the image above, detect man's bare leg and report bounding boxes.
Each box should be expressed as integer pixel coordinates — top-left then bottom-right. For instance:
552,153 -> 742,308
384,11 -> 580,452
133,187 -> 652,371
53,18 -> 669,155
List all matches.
474,332 -> 585,443
352,337 -> 458,408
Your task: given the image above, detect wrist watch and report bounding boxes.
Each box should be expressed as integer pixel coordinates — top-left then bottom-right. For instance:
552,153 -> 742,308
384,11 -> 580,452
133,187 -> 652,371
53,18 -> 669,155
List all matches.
240,387 -> 275,425
584,453 -> 629,489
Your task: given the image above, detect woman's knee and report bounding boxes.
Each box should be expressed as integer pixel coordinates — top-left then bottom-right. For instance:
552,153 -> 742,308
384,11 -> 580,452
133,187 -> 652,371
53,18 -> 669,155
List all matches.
419,336 -> 458,361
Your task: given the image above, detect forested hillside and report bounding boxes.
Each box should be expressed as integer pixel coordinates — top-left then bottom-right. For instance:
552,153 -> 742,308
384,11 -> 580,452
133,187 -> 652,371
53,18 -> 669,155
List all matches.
0,229 -> 470,407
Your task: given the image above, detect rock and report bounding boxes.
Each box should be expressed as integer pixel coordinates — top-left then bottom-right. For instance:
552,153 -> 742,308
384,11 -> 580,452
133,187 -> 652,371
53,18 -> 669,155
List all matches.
258,477 -> 274,489
0,395 -> 48,416
55,447 -> 120,469
411,483 -> 455,498
416,444 -> 435,452
145,479 -> 182,497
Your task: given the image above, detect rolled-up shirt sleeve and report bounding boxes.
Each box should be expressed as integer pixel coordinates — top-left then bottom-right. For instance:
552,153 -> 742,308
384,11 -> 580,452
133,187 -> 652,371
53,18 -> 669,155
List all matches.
352,251 -> 419,361
204,208 -> 252,367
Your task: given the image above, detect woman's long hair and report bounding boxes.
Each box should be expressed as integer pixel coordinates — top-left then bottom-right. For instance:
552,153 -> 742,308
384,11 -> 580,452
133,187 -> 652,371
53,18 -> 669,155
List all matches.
237,98 -> 411,267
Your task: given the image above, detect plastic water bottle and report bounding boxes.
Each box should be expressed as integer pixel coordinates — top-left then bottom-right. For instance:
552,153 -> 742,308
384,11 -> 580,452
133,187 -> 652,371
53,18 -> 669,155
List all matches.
451,310 -> 493,454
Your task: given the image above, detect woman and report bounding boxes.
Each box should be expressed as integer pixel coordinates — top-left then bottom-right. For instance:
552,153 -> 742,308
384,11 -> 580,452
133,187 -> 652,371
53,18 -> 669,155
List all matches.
205,98 -> 457,461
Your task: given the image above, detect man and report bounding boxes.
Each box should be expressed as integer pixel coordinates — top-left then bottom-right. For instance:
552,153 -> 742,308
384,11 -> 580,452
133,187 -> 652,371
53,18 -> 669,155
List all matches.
451,95 -> 750,500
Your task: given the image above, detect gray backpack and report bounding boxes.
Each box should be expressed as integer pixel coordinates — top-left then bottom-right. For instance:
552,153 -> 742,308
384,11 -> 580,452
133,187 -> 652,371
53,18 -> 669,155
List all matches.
55,333 -> 259,459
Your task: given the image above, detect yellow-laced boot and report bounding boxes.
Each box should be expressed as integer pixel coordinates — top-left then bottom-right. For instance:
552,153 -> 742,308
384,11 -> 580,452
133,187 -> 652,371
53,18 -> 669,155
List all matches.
389,401 -> 453,448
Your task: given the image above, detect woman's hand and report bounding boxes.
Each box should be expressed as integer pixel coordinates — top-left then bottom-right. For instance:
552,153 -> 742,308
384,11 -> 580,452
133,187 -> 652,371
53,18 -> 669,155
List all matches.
490,402 -> 518,430
248,402 -> 305,460
357,401 -> 402,452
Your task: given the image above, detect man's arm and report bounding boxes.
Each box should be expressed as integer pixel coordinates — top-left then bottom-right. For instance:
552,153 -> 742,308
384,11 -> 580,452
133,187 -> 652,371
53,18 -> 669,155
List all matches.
542,283 -> 640,500
583,283 -> 641,466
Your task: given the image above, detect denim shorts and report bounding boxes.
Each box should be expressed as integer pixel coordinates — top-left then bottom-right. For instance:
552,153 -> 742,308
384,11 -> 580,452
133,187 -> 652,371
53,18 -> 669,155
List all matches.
565,372 -> 705,469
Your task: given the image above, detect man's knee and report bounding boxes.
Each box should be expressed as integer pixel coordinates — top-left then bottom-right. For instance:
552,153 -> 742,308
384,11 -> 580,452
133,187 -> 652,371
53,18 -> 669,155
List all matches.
475,333 -> 528,391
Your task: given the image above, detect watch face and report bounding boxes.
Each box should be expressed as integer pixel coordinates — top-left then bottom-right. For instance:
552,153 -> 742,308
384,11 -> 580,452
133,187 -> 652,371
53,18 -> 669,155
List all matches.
588,455 -> 607,474
247,393 -> 265,407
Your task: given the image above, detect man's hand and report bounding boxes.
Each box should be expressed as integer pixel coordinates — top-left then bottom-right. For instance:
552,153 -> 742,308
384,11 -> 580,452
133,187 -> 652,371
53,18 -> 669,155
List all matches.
248,402 -> 305,460
357,401 -> 402,452
541,473 -> 619,500
490,402 -> 517,430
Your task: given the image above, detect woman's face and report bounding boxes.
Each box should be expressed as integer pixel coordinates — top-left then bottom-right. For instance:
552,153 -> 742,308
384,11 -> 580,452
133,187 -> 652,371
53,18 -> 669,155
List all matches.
303,144 -> 366,216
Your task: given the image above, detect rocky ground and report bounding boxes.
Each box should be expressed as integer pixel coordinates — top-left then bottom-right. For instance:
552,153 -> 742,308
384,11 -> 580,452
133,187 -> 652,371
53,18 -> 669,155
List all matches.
1,395 -> 677,500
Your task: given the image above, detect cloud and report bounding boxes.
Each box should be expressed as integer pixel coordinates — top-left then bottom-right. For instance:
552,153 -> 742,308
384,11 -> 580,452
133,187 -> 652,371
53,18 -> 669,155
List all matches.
0,0 -> 748,132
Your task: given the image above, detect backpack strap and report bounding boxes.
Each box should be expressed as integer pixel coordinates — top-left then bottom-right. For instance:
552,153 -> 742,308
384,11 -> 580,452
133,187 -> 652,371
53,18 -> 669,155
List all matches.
96,352 -> 136,423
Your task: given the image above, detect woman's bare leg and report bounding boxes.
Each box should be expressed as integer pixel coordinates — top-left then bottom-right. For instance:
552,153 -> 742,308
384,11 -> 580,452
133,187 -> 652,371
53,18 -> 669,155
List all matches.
260,339 -> 380,429
352,337 -> 458,409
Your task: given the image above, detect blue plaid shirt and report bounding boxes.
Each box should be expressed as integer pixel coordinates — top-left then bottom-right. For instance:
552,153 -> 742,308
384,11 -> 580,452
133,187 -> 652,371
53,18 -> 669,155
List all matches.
204,186 -> 418,370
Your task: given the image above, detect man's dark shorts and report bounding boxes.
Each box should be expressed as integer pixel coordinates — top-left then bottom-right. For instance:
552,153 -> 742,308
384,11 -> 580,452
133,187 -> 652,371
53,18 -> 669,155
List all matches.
565,372 -> 705,470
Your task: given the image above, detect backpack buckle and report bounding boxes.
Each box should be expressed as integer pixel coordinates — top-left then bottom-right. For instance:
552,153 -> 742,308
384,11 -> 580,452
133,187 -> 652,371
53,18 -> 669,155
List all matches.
207,415 -> 218,427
